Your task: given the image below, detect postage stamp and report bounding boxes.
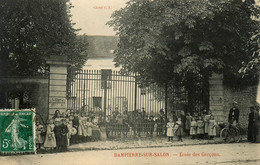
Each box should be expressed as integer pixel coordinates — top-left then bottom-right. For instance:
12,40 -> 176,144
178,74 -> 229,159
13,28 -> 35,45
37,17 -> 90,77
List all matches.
0,109 -> 35,153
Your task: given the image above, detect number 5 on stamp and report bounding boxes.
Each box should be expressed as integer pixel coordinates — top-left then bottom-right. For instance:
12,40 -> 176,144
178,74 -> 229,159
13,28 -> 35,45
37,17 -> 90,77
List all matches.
0,109 -> 36,154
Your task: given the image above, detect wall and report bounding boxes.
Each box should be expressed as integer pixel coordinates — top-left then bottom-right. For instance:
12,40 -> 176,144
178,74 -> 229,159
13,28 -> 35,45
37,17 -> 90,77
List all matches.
31,81 -> 49,123
0,78 -> 49,123
209,73 -> 257,130
223,85 -> 257,129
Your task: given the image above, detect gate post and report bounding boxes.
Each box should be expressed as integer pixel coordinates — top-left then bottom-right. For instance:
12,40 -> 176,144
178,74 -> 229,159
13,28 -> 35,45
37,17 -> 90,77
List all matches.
134,76 -> 137,111
165,83 -> 168,136
101,69 -> 112,122
46,55 -> 70,118
209,73 -> 224,122
103,79 -> 107,122
256,73 -> 260,105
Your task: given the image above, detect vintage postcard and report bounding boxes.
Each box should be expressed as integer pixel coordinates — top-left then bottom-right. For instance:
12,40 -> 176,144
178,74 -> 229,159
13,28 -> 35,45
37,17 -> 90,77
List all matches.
0,0 -> 260,164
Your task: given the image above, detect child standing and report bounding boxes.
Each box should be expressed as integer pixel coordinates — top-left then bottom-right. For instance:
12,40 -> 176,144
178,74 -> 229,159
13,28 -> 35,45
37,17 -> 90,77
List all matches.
44,119 -> 56,150
190,117 -> 197,139
71,113 -> 79,144
154,120 -> 158,136
67,120 -> 73,146
196,116 -> 204,139
185,112 -> 192,136
166,118 -> 174,142
54,120 -> 62,151
78,115 -> 85,142
82,116 -> 88,142
35,121 -> 44,150
208,115 -> 217,140
86,118 -> 94,141
204,111 -> 211,139
175,118 -> 184,142
60,119 -> 69,151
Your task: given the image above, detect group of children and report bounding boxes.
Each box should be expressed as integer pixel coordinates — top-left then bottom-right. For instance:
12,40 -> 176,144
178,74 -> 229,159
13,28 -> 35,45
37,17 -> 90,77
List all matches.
166,110 -> 218,142
35,109 -> 95,152
186,111 -> 218,140
35,109 -> 218,150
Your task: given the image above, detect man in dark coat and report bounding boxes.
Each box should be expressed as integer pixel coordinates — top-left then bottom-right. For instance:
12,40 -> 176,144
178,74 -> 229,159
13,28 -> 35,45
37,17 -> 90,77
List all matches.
248,106 -> 255,142
228,101 -> 240,125
253,107 -> 259,142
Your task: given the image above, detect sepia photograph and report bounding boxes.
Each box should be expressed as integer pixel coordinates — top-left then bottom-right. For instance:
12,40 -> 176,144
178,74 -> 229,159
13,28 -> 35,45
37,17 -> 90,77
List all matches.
0,0 -> 260,164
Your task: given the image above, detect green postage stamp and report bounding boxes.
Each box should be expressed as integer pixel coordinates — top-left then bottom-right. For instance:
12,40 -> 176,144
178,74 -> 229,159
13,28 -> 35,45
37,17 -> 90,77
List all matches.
0,109 -> 35,153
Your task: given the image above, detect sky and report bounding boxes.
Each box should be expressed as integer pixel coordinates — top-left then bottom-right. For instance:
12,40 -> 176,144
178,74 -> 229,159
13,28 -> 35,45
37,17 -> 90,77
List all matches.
71,0 -> 127,36
71,0 -> 260,36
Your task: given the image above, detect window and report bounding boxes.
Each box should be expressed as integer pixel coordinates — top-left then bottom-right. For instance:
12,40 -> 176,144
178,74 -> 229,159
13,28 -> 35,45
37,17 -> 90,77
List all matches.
93,97 -> 102,108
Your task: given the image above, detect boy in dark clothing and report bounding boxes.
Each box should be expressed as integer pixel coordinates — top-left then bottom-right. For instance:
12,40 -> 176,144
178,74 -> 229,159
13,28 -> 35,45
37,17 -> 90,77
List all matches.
54,120 -> 62,151
60,119 -> 69,151
148,116 -> 155,137
71,113 -> 79,144
175,118 -> 184,142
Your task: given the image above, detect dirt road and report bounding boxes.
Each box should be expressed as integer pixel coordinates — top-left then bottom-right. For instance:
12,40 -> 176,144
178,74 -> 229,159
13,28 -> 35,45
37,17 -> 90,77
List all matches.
1,143 -> 259,165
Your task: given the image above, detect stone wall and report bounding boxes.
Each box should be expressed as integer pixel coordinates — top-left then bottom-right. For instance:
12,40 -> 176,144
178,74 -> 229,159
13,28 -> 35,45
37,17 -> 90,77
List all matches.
31,81 -> 49,123
223,85 -> 257,129
209,73 -> 257,130
0,78 -> 49,123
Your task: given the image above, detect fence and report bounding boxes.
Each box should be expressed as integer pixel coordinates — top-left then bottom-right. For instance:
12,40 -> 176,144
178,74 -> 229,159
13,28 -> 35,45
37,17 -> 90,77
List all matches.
106,120 -> 165,138
67,69 -> 165,118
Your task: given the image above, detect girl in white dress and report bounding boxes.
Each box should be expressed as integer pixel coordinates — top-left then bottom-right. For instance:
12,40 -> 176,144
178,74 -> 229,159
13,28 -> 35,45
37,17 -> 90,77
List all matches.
190,117 -> 197,139
35,121 -> 44,150
44,119 -> 56,150
166,118 -> 174,142
208,115 -> 217,140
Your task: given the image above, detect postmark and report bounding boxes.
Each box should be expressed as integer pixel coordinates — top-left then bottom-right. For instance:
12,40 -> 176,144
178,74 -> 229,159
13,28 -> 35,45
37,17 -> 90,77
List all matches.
0,109 -> 36,154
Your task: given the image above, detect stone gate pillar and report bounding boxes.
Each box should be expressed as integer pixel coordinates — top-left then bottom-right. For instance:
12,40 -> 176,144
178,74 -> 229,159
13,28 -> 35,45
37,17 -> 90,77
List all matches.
209,73 -> 224,122
46,56 -> 70,118
256,75 -> 260,105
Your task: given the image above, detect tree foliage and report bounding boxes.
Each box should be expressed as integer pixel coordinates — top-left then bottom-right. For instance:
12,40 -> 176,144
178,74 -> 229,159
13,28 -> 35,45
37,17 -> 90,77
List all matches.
0,0 -> 88,77
108,0 -> 260,89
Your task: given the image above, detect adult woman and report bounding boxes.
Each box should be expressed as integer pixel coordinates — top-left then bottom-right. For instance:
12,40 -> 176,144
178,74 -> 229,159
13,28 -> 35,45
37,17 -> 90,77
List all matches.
255,107 -> 260,142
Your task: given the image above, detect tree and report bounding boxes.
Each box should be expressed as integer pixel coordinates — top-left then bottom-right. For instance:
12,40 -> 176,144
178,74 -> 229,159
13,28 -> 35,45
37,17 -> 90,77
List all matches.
108,0 -> 260,111
108,0 -> 259,86
0,0 -> 88,77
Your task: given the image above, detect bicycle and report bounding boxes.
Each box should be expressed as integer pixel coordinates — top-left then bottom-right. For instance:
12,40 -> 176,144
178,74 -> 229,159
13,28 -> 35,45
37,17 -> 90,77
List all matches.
220,122 -> 241,143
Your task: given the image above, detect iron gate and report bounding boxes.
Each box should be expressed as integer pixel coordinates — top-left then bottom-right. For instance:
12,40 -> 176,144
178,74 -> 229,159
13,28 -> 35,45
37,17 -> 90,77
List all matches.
67,69 -> 165,118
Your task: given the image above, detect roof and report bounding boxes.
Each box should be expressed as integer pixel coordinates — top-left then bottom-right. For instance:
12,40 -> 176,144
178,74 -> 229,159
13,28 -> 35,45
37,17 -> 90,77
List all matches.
87,35 -> 118,58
